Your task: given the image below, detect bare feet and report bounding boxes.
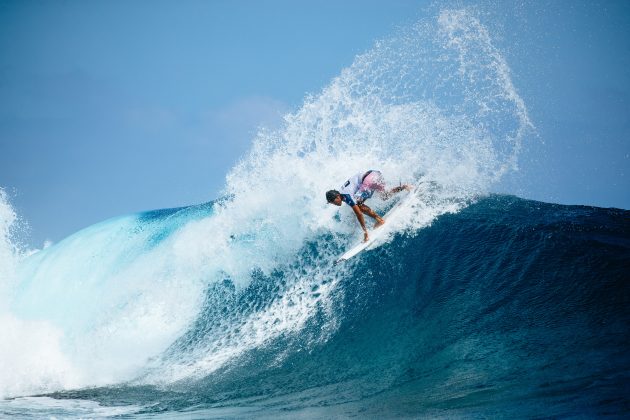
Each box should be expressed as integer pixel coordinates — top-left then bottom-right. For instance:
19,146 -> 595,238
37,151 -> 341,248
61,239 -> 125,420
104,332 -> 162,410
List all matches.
374,218 -> 385,228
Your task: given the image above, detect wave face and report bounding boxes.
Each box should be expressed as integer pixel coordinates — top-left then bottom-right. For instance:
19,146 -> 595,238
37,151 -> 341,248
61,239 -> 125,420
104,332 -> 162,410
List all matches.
174,197 -> 627,418
5,196 -> 628,418
1,6 -> 628,419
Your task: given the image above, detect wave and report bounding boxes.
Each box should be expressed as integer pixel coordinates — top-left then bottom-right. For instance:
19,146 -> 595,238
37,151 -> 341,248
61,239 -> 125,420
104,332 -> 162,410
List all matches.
162,195 -> 627,418
5,195 -> 627,418
4,6 -> 626,419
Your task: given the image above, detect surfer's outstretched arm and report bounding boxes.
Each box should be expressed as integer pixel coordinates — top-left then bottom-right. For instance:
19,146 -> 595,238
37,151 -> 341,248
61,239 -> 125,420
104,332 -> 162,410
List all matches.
351,205 -> 370,242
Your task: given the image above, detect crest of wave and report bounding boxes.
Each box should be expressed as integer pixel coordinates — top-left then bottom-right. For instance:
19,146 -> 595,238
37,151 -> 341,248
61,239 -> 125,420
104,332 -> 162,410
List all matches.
222,8 -> 533,245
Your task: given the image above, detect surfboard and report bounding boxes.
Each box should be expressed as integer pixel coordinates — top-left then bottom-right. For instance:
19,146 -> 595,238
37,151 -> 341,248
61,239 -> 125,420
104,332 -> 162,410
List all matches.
335,188 -> 414,263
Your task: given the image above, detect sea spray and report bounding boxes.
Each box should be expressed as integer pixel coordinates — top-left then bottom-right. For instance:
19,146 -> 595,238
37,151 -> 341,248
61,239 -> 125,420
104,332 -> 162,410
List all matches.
0,190 -> 79,398
0,188 -> 19,298
139,7 -> 533,384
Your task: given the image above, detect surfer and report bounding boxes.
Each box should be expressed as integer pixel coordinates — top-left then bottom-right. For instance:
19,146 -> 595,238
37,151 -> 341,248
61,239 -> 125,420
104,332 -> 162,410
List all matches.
326,170 -> 411,242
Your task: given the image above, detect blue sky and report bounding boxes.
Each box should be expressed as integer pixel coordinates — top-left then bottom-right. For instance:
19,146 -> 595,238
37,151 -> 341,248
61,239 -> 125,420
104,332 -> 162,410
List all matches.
1,1 -> 629,247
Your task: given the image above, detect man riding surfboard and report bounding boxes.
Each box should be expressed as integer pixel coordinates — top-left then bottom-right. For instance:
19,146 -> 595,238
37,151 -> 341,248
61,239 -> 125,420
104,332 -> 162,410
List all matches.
326,170 -> 411,242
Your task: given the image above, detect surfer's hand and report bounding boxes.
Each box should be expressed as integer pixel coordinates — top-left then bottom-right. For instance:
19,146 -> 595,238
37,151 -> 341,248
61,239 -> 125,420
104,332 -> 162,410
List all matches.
363,231 -> 369,242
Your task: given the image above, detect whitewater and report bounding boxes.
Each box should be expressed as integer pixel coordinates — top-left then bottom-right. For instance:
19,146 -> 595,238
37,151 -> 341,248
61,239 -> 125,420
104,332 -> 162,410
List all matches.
1,8 -> 628,419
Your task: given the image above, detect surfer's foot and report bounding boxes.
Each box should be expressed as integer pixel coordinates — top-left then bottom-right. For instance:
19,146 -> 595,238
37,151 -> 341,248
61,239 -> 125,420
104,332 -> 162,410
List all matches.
374,218 -> 385,228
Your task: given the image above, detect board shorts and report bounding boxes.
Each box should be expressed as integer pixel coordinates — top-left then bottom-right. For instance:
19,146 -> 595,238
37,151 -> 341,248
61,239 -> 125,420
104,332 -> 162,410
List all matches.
339,170 -> 386,206
356,170 -> 385,204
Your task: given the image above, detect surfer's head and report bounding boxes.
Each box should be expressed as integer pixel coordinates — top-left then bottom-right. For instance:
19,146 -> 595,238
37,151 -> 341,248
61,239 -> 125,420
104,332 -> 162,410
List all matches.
326,190 -> 342,206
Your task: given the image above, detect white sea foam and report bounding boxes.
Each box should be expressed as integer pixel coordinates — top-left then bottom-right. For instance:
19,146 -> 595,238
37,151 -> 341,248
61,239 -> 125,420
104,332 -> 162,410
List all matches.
0,191 -> 78,398
0,396 -> 141,418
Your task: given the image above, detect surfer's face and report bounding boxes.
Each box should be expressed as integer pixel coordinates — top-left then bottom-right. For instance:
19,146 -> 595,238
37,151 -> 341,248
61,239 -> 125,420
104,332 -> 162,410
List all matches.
332,196 -> 342,206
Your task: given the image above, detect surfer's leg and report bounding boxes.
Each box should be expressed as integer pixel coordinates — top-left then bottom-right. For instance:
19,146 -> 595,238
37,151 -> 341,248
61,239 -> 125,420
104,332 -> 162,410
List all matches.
358,203 -> 385,227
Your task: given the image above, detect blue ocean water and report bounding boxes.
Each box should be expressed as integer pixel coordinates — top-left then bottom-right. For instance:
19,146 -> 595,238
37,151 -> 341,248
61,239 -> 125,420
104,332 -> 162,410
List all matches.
1,6 -> 629,419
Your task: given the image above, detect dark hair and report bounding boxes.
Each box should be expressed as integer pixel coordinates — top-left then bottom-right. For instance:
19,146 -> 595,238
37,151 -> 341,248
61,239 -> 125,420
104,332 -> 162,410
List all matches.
326,190 -> 340,203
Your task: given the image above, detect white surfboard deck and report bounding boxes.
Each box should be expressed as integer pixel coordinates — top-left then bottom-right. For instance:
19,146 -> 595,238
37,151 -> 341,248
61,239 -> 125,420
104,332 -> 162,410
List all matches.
335,189 -> 415,263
